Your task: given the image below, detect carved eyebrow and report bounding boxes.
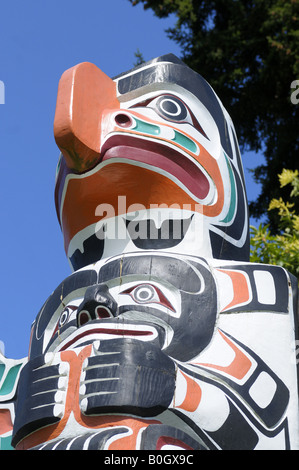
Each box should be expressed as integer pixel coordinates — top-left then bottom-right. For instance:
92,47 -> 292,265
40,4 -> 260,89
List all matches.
64,305 -> 78,312
99,255 -> 201,291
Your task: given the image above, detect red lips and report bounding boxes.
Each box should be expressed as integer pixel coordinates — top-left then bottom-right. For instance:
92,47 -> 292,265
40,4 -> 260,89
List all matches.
59,327 -> 153,351
102,143 -> 210,201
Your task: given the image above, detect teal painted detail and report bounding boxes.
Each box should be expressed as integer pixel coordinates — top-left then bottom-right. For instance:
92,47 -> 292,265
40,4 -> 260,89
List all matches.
0,435 -> 14,450
172,130 -> 197,153
0,364 -> 5,383
220,153 -> 237,223
0,364 -> 22,396
133,118 -> 160,136
55,154 -> 62,179
132,118 -> 197,153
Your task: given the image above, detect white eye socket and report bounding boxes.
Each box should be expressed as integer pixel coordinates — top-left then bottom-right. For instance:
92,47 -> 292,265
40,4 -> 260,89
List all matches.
132,284 -> 158,304
149,94 -> 192,124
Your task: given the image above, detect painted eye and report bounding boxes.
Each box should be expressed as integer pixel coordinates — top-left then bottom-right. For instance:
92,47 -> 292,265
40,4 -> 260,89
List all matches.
144,94 -> 209,139
58,307 -> 72,327
51,305 -> 78,339
151,95 -> 190,123
121,283 -> 175,312
130,93 -> 208,138
133,284 -> 157,303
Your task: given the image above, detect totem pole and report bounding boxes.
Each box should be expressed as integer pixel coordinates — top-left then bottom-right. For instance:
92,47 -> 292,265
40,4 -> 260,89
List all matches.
1,55 -> 298,450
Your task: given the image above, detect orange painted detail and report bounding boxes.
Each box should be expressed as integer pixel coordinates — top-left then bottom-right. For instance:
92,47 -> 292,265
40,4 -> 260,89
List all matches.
61,163 -> 197,251
217,269 -> 250,311
100,111 -> 225,220
175,371 -> 202,412
53,62 -> 226,252
54,62 -> 120,173
60,157 -> 224,253
106,417 -> 160,450
101,107 -> 221,185
0,409 -> 13,435
197,330 -> 252,381
16,345 -> 160,450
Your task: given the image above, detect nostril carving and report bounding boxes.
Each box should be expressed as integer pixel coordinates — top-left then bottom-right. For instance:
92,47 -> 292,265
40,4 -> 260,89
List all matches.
78,310 -> 91,326
115,113 -> 133,128
78,306 -> 112,326
76,283 -> 118,327
95,306 -> 112,319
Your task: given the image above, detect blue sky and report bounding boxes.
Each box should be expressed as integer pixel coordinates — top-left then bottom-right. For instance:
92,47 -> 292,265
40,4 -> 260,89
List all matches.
0,0 -> 263,359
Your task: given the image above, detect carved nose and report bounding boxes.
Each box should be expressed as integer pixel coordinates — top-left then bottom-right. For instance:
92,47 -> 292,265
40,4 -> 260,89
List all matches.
114,112 -> 134,128
76,284 -> 118,327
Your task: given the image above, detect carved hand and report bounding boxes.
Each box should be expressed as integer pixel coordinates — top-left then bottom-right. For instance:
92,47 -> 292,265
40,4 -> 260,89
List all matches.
12,353 -> 68,447
79,338 -> 176,417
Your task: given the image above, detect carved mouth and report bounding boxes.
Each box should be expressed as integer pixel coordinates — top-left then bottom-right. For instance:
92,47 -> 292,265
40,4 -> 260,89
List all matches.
101,141 -> 211,201
55,312 -> 173,353
57,323 -> 156,351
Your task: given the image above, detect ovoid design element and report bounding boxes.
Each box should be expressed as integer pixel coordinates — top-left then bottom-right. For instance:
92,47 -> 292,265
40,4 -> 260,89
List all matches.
1,55 -> 298,450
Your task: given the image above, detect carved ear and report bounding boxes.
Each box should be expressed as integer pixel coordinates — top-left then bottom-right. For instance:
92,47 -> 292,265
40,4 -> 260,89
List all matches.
54,62 -> 119,172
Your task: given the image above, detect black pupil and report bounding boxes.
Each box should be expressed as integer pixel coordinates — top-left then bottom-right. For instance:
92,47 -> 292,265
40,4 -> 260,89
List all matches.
135,285 -> 154,302
162,100 -> 180,115
156,95 -> 187,121
139,290 -> 150,299
60,310 -> 68,325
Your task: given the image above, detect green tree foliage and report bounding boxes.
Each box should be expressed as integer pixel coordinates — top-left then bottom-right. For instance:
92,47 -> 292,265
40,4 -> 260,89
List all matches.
250,169 -> 299,278
129,0 -> 299,230
134,48 -> 146,66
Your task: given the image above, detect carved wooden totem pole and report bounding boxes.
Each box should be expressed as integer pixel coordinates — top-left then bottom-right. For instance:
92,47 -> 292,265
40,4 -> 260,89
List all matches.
1,55 -> 298,450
